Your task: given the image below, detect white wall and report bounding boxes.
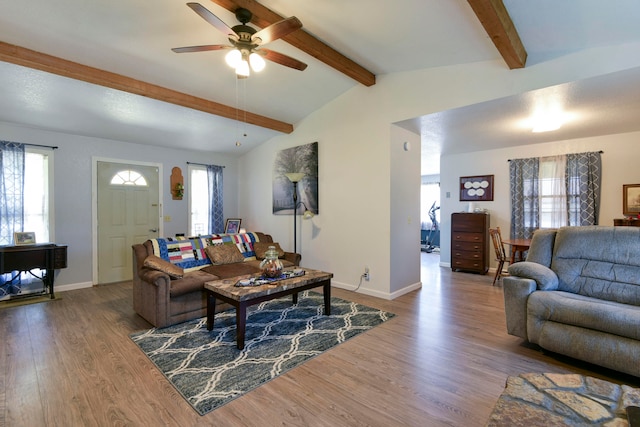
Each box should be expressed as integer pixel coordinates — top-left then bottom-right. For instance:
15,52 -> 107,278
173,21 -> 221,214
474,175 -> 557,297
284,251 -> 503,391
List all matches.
390,125 -> 421,295
0,122 -> 239,287
239,41 -> 640,299
440,130 -> 640,270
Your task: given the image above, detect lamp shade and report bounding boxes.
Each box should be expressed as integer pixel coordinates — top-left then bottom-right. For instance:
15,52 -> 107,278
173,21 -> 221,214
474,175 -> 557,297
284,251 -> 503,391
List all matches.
249,52 -> 266,72
236,59 -> 250,77
225,49 -> 241,68
284,172 -> 305,183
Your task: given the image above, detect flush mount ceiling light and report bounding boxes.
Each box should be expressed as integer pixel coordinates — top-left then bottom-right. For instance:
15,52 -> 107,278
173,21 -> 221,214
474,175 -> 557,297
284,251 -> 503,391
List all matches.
522,87 -> 577,133
172,3 -> 307,78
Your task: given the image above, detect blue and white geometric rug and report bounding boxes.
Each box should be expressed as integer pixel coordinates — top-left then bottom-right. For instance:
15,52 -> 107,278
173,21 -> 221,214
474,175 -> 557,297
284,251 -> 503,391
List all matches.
130,291 -> 395,415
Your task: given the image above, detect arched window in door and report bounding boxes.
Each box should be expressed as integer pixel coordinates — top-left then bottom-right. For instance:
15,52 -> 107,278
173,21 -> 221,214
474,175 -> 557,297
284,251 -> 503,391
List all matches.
110,170 -> 148,186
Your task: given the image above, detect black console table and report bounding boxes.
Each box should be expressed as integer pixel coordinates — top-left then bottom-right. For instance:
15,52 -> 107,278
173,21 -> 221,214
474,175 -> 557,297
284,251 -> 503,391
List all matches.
0,244 -> 67,299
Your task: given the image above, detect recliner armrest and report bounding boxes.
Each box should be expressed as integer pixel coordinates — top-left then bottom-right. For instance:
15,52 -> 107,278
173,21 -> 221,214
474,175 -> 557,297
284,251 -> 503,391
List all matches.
503,276 -> 537,339
508,261 -> 559,290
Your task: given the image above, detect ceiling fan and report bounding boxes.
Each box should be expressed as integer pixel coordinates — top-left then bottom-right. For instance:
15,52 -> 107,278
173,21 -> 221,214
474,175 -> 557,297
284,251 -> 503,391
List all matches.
172,2 -> 308,78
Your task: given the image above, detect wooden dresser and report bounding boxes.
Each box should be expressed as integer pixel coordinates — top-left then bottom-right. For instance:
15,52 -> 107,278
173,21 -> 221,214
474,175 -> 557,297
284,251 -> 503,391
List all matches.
451,212 -> 489,274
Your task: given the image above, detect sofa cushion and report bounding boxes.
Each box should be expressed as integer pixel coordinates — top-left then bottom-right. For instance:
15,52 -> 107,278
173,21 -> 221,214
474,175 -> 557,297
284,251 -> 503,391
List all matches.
527,291 -> 640,342
170,270 -> 219,297
508,261 -> 558,290
143,255 -> 184,279
525,229 -> 557,267
253,242 -> 285,259
551,226 -> 640,305
201,263 -> 262,278
205,244 -> 245,264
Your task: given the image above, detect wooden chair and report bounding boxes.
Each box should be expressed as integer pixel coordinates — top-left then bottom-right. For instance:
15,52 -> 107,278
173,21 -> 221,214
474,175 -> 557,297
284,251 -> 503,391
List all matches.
489,227 -> 509,286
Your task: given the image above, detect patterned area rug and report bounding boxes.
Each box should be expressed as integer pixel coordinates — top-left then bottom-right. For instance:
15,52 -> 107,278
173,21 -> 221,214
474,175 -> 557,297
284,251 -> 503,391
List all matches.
486,373 -> 640,426
130,291 -> 395,415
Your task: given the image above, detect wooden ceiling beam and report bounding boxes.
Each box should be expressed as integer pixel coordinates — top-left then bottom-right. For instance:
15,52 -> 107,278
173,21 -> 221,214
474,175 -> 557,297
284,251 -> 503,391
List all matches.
0,41 -> 293,134
467,0 -> 527,69
208,0 -> 376,86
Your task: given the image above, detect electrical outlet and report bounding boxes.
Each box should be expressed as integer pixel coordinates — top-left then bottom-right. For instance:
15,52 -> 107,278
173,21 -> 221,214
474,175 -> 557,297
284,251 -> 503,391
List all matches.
363,266 -> 370,281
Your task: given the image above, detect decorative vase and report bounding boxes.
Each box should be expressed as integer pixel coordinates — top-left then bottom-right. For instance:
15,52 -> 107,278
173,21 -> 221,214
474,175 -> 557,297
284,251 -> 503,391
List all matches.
260,246 -> 283,278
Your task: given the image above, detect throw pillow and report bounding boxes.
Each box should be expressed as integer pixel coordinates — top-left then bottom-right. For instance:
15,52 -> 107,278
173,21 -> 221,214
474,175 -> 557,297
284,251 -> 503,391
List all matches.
253,242 -> 285,259
508,261 -> 559,290
205,244 -> 245,265
143,255 -> 184,279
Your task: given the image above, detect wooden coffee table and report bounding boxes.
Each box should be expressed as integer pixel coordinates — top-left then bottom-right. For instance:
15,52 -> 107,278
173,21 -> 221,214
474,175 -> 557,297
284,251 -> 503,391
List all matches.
204,268 -> 333,349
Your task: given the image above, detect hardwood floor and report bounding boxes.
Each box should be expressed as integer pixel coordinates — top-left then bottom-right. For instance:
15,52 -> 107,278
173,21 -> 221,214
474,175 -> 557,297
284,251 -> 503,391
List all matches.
1,253 -> 638,426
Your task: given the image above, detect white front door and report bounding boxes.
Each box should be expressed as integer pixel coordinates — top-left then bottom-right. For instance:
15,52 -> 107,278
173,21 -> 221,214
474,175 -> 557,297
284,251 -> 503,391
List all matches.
97,162 -> 160,284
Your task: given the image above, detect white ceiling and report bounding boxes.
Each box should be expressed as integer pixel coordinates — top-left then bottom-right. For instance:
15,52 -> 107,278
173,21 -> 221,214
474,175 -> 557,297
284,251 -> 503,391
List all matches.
1,0 -> 640,174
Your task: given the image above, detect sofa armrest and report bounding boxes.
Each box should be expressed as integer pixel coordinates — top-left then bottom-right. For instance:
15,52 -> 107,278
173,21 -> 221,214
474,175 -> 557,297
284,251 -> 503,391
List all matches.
503,276 -> 537,339
133,264 -> 172,327
139,267 -> 172,286
283,252 -> 301,266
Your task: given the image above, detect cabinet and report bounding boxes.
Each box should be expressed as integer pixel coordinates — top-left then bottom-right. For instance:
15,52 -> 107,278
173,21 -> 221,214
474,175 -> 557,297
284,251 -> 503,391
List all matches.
613,218 -> 640,227
0,243 -> 67,299
451,212 -> 489,274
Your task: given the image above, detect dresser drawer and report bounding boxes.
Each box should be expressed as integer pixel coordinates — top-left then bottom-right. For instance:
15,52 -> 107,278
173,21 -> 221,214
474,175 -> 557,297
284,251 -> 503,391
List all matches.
452,250 -> 483,261
451,258 -> 485,271
452,240 -> 483,252
451,213 -> 487,231
452,232 -> 484,243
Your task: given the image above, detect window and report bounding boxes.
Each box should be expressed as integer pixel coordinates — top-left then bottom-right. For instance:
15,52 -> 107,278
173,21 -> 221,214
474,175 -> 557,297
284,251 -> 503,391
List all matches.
538,156 -> 567,228
510,152 -> 601,239
1,147 -> 53,298
24,150 -> 52,242
189,166 -> 209,236
188,164 -> 224,236
110,170 -> 148,186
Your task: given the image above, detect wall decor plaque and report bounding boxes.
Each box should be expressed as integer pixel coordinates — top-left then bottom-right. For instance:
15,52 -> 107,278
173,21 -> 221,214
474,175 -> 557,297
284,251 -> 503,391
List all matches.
460,175 -> 494,201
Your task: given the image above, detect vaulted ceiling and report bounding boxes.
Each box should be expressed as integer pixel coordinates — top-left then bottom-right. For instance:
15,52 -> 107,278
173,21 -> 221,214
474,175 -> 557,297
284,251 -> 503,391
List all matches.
1,0 -> 640,174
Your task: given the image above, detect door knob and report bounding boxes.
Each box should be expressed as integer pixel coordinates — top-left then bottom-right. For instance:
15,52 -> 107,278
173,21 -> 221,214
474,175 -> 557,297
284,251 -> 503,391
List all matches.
149,229 -> 158,232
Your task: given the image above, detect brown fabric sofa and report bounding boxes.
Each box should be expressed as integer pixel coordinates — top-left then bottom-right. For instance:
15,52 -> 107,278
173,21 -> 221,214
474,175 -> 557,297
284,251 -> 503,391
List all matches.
132,232 -> 300,328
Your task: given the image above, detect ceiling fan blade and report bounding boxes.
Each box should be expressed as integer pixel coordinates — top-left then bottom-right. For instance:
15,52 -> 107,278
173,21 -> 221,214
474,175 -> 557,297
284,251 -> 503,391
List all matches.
260,49 -> 308,71
172,44 -> 231,53
187,2 -> 238,39
251,16 -> 302,45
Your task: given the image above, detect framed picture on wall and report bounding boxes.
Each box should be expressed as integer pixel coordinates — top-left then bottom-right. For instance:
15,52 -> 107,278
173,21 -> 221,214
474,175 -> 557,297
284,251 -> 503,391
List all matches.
460,175 -> 494,201
623,184 -> 640,216
224,218 -> 242,234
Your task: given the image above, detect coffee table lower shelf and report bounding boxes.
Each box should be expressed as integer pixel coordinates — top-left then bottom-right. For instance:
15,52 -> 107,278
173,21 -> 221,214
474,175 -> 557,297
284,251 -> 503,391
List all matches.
205,269 -> 332,350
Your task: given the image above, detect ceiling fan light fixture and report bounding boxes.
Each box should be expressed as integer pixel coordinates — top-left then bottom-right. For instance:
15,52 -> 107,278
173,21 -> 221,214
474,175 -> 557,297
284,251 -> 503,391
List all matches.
249,52 -> 266,72
236,59 -> 250,77
225,49 -> 241,68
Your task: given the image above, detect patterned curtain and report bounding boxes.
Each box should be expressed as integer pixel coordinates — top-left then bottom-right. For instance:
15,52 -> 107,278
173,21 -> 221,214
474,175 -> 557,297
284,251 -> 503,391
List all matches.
509,157 -> 539,239
565,151 -> 601,225
0,141 -> 25,245
207,165 -> 224,234
0,141 -> 25,296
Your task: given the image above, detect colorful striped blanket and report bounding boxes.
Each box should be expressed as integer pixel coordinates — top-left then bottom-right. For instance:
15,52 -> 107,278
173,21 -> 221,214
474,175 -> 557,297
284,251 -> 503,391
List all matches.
150,232 -> 260,271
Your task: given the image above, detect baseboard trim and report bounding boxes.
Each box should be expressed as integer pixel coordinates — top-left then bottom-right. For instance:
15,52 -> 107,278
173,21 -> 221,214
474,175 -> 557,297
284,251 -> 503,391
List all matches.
56,282 -> 93,293
331,280 -> 422,300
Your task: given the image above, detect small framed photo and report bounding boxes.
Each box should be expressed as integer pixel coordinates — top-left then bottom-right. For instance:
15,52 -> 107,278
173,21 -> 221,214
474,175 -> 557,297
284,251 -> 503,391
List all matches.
224,218 -> 242,234
14,231 -> 36,245
460,175 -> 494,202
623,184 -> 640,216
